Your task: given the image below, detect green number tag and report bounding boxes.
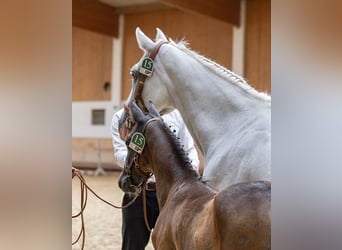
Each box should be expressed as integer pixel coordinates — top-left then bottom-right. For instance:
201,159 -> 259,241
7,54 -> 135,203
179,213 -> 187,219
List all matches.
139,57 -> 154,77
128,132 -> 145,154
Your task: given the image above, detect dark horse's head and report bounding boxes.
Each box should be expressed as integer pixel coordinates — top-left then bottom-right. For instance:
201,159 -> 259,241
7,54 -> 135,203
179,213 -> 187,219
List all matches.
118,101 -> 161,194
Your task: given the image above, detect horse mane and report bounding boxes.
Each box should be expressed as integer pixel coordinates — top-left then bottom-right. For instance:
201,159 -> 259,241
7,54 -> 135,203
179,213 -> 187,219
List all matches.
169,39 -> 271,102
158,119 -> 201,180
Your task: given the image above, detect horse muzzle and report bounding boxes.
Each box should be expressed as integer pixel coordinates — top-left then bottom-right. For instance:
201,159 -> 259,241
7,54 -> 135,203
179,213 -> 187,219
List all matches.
118,170 -> 142,194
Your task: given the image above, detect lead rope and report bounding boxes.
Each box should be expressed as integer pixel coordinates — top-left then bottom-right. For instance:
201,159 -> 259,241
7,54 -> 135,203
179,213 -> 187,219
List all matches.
72,167 -> 140,250
142,182 -> 152,232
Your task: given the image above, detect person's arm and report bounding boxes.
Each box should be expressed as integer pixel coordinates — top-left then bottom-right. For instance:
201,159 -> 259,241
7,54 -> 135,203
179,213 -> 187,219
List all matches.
111,109 -> 127,168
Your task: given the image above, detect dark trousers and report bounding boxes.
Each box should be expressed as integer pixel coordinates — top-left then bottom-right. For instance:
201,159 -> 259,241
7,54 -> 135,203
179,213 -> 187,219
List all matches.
121,190 -> 159,250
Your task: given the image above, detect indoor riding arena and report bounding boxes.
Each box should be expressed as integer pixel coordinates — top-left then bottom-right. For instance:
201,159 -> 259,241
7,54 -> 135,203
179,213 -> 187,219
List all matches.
72,0 -> 270,249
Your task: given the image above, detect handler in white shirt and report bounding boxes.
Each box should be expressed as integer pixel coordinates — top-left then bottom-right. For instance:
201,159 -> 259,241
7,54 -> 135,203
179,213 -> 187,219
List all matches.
112,108 -> 199,250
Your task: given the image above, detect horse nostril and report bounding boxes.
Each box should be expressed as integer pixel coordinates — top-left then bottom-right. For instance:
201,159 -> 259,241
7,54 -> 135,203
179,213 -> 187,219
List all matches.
118,172 -> 129,189
118,174 -> 138,193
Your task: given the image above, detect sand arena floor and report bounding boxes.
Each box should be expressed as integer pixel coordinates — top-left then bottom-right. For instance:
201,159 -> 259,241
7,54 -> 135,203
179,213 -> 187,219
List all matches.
72,171 -> 154,250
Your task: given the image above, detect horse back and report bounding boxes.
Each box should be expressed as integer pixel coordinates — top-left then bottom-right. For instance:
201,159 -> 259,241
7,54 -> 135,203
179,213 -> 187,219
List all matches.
214,181 -> 271,250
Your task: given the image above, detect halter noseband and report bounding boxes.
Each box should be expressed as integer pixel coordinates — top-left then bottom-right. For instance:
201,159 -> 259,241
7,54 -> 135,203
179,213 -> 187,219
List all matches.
134,41 -> 168,112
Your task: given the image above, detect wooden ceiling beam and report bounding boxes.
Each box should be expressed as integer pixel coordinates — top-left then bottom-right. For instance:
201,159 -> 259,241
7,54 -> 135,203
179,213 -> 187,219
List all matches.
117,3 -> 172,14
159,0 -> 240,26
73,0 -> 119,37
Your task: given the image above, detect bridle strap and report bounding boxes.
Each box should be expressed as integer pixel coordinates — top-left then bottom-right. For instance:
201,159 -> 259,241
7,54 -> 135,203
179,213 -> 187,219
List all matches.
142,117 -> 161,133
135,41 -> 168,112
131,118 -> 161,232
132,118 -> 161,176
142,185 -> 152,231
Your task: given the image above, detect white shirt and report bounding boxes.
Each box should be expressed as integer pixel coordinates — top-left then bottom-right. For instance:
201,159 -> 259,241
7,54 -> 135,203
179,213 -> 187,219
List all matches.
111,108 -> 200,182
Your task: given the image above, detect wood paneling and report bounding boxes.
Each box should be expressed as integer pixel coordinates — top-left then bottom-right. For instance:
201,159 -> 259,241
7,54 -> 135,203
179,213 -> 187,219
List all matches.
244,0 -> 271,93
160,0 -> 240,26
72,0 -> 119,37
122,9 -> 233,100
72,138 -> 116,165
72,26 -> 113,101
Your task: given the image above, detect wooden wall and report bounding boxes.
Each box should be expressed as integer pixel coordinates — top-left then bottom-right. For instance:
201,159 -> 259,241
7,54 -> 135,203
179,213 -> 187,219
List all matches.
244,0 -> 271,93
72,138 -> 120,170
121,9 -> 233,100
72,26 -> 113,101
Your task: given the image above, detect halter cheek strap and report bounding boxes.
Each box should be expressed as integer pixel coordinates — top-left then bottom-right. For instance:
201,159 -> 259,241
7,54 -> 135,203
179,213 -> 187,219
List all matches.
132,117 -> 161,175
135,41 -> 168,112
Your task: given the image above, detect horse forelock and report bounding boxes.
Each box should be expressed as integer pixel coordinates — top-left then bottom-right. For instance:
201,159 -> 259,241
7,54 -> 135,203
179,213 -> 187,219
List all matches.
168,39 -> 271,102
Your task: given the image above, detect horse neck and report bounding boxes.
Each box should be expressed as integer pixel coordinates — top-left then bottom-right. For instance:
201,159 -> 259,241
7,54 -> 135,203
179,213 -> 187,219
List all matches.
158,45 -> 269,154
144,121 -> 199,208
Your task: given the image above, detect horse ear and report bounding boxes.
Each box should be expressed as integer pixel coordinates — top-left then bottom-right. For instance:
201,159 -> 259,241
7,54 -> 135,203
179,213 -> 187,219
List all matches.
129,101 -> 145,122
155,28 -> 167,42
149,101 -> 161,118
136,27 -> 155,52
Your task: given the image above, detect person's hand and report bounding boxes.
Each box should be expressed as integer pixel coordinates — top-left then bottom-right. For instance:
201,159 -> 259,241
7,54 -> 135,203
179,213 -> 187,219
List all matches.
72,167 -> 79,178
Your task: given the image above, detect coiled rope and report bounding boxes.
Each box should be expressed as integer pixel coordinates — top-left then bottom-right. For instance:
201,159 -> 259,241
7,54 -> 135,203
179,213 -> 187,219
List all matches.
72,167 -> 139,250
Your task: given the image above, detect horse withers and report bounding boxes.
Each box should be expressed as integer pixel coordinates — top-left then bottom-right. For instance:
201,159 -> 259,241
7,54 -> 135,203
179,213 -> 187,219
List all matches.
119,101 -> 271,250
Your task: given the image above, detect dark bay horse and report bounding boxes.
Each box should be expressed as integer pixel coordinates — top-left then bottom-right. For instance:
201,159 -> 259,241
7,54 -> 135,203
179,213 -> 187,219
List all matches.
119,101 -> 271,250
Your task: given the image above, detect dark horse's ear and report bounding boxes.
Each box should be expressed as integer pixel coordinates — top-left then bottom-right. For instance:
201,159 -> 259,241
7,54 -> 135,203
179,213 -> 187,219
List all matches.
149,101 -> 161,118
129,101 -> 145,122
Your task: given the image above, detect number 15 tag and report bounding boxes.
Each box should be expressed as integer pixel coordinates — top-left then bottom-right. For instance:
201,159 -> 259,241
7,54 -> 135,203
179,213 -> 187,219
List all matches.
129,132 -> 145,154
139,57 -> 154,77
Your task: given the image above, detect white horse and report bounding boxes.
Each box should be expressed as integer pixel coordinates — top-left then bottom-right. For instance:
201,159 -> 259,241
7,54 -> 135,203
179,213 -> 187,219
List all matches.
121,27 -> 271,191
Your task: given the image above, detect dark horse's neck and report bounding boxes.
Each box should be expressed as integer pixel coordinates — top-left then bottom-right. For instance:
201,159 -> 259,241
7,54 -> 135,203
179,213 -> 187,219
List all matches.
144,120 -> 200,208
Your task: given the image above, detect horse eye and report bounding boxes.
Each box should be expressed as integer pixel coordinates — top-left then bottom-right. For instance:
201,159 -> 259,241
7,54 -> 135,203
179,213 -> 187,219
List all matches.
130,70 -> 138,78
